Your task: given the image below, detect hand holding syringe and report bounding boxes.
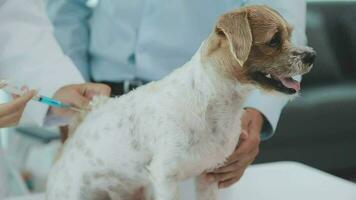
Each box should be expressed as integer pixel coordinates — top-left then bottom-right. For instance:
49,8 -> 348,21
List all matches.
0,80 -> 84,112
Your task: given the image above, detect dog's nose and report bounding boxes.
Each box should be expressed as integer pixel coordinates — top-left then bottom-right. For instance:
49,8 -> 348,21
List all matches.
302,51 -> 316,64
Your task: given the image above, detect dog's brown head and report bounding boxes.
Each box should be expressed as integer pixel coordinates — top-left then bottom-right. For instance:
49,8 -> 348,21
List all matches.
203,5 -> 315,95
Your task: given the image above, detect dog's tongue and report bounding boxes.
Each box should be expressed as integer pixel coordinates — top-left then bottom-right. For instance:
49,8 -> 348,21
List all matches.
278,76 -> 301,92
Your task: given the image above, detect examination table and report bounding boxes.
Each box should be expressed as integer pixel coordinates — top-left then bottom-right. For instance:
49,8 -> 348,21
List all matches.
6,161 -> 356,200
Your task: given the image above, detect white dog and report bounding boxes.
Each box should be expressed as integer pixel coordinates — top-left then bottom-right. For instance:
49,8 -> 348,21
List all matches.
46,5 -> 315,200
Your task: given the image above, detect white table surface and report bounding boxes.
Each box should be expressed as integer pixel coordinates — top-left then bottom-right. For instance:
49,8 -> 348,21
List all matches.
6,161 -> 356,200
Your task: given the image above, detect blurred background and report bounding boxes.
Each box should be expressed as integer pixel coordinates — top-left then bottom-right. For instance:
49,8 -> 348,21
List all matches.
0,0 -> 356,197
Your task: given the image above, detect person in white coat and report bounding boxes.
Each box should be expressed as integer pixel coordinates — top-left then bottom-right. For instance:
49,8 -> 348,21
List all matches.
0,0 -> 110,197
0,0 -> 110,127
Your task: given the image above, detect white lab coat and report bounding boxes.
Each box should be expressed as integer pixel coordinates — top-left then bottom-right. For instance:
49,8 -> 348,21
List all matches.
0,0 -> 84,126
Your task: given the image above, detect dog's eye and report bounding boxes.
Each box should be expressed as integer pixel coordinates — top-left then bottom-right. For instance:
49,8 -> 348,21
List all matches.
268,33 -> 281,48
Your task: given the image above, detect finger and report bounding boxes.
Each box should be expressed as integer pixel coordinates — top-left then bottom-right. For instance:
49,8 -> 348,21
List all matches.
213,150 -> 257,174
213,160 -> 245,173
207,169 -> 243,183
218,175 -> 243,189
225,143 -> 257,165
251,147 -> 259,157
82,83 -> 111,99
213,149 -> 258,187
225,134 -> 260,165
0,91 -> 35,116
224,139 -> 250,164
212,158 -> 255,187
0,109 -> 24,127
11,86 -> 30,99
65,92 -> 90,110
240,129 -> 249,140
11,86 -> 29,99
13,90 -> 36,103
96,84 -> 111,96
76,94 -> 90,107
12,94 -> 20,99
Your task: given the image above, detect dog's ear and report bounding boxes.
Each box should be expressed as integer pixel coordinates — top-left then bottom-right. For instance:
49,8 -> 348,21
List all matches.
215,11 -> 252,67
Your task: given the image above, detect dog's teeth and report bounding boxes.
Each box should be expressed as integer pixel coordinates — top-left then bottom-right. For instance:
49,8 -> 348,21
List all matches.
265,74 -> 272,79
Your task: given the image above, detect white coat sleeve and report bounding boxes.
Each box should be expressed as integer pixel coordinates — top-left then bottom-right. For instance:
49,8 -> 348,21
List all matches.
0,0 -> 84,126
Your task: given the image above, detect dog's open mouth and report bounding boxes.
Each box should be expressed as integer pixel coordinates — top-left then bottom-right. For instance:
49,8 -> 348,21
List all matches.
252,72 -> 300,94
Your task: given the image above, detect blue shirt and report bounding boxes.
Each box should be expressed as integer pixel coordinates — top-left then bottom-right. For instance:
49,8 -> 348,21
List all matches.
47,0 -> 306,139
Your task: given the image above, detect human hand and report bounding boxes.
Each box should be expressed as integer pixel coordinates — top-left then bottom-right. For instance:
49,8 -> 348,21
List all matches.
0,90 -> 36,127
207,108 -> 263,188
51,83 -> 111,117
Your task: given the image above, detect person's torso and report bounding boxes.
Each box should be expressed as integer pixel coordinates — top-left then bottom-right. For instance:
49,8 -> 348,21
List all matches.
89,0 -> 245,81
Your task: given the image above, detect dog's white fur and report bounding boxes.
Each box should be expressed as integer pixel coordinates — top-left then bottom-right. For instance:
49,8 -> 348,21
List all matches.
46,5 -> 314,200
46,42 -> 253,200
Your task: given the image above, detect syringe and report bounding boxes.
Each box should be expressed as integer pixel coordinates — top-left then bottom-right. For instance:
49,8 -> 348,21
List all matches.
0,80 -> 84,112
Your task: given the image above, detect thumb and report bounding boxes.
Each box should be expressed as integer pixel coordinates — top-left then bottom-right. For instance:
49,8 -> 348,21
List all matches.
83,83 -> 111,99
71,93 -> 90,109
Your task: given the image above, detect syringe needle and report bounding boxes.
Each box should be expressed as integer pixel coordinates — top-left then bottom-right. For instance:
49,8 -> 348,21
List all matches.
0,80 -> 85,112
